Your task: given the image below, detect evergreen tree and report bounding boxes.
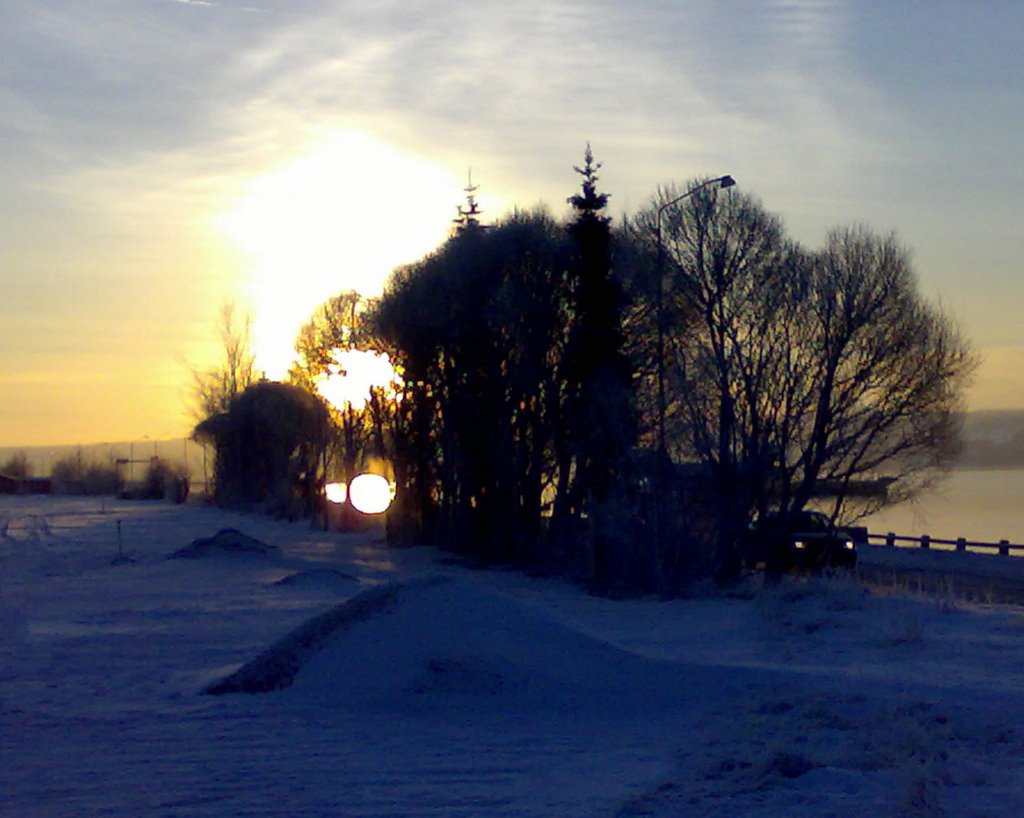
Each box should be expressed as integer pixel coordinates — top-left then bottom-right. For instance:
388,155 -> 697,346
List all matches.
451,170 -> 490,234
560,144 -> 637,589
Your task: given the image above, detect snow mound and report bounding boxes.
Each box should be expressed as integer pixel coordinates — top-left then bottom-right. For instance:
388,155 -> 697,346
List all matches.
169,528 -> 280,559
204,576 -> 448,695
270,567 -> 359,589
205,575 -> 691,713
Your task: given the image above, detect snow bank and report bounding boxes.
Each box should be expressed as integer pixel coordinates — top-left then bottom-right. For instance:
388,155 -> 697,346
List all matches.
269,566 -> 359,589
13,496 -> 1024,816
204,576 -> 447,694
168,527 -> 280,559
207,574 -> 692,714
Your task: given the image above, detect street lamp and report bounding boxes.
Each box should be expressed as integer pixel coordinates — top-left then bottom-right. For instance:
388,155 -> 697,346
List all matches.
654,175 -> 735,467
651,174 -> 735,592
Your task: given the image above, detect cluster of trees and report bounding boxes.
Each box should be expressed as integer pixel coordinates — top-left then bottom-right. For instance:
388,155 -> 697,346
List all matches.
289,291 -> 395,522
368,149 -> 636,589
628,189 -> 974,581
0,448 -> 185,498
192,147 -> 975,593
49,450 -> 121,495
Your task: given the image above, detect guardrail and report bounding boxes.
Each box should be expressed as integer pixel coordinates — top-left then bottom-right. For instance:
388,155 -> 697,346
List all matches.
868,532 -> 1024,556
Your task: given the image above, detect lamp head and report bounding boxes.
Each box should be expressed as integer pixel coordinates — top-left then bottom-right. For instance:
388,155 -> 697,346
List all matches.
719,175 -> 737,189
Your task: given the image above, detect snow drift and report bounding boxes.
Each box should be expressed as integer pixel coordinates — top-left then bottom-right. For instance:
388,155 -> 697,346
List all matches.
169,527 -> 279,559
205,574 -> 693,713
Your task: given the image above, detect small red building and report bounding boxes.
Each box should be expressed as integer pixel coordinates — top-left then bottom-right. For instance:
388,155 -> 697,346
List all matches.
0,473 -> 52,494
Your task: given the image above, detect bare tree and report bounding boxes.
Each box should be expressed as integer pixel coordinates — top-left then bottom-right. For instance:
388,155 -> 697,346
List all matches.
787,226 -> 977,520
288,290 -> 398,528
289,291 -> 368,391
630,183 -> 792,576
643,185 -> 976,576
190,302 -> 262,422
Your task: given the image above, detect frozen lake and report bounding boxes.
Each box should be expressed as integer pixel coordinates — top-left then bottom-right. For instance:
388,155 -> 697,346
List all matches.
862,468 -> 1024,546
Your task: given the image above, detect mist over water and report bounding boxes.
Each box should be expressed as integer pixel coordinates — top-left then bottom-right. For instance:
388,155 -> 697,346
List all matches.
862,468 -> 1024,547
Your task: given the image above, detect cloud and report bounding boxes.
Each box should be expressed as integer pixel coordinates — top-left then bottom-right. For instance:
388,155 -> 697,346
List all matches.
4,0 -> 1022,442
2,0 -> 901,220
241,0 -> 893,210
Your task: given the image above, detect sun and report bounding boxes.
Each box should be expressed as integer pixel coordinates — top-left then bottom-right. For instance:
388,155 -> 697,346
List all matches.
347,473 -> 395,514
324,474 -> 396,514
315,348 -> 402,411
217,131 -> 458,379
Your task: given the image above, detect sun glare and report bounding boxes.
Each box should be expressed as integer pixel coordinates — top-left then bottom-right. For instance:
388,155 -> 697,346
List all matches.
324,474 -> 395,514
217,131 -> 457,379
315,348 -> 402,412
325,482 -> 347,504
347,473 -> 395,514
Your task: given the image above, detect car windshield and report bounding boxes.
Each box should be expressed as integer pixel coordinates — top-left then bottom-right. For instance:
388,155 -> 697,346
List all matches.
795,511 -> 831,529
751,510 -> 832,530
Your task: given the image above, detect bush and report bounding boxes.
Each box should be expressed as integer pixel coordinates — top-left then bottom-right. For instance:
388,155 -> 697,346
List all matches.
1,451 -> 31,479
50,450 -> 119,495
120,459 -> 189,502
83,463 -> 121,495
193,381 -> 329,517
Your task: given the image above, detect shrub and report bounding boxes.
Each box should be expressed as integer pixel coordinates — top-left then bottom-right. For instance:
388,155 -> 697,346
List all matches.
120,459 -> 189,502
193,381 -> 329,517
83,463 -> 121,495
1,451 -> 31,479
50,450 -> 120,496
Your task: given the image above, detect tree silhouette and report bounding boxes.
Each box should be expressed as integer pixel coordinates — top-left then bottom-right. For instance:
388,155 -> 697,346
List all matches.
451,170 -> 490,234
556,144 -> 636,589
373,209 -> 575,563
190,302 -> 262,422
193,381 -> 330,518
289,291 -> 393,516
1,451 -> 30,479
636,184 -> 976,580
289,291 -> 369,390
370,161 -> 974,593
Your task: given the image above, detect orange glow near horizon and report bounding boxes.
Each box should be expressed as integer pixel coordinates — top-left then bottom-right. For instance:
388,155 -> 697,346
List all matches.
966,347 -> 1024,411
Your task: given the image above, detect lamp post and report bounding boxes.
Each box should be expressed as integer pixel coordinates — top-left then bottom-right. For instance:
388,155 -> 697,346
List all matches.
652,174 -> 735,591
654,175 -> 735,469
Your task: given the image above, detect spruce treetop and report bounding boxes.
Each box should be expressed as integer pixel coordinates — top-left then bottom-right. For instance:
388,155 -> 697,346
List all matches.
453,169 -> 490,233
568,143 -> 610,221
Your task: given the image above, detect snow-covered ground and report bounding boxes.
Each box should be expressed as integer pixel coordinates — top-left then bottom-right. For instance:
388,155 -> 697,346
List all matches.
5,496 -> 1024,816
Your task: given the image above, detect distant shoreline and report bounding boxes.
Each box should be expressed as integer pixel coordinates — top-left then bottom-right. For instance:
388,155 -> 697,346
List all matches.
4,443 -> 1024,475
6,406 -> 1024,476
0,438 -> 204,478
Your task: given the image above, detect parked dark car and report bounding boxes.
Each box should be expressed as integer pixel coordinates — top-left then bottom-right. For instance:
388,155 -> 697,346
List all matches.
743,510 -> 860,575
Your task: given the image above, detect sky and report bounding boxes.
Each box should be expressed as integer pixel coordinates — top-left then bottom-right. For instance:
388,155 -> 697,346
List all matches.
1,0 -> 1022,446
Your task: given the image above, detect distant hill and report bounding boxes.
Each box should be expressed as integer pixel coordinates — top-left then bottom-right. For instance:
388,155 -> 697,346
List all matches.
959,409 -> 1024,468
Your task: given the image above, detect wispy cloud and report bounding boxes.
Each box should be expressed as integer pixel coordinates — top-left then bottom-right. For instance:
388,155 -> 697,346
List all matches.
2,0 -> 1023,442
